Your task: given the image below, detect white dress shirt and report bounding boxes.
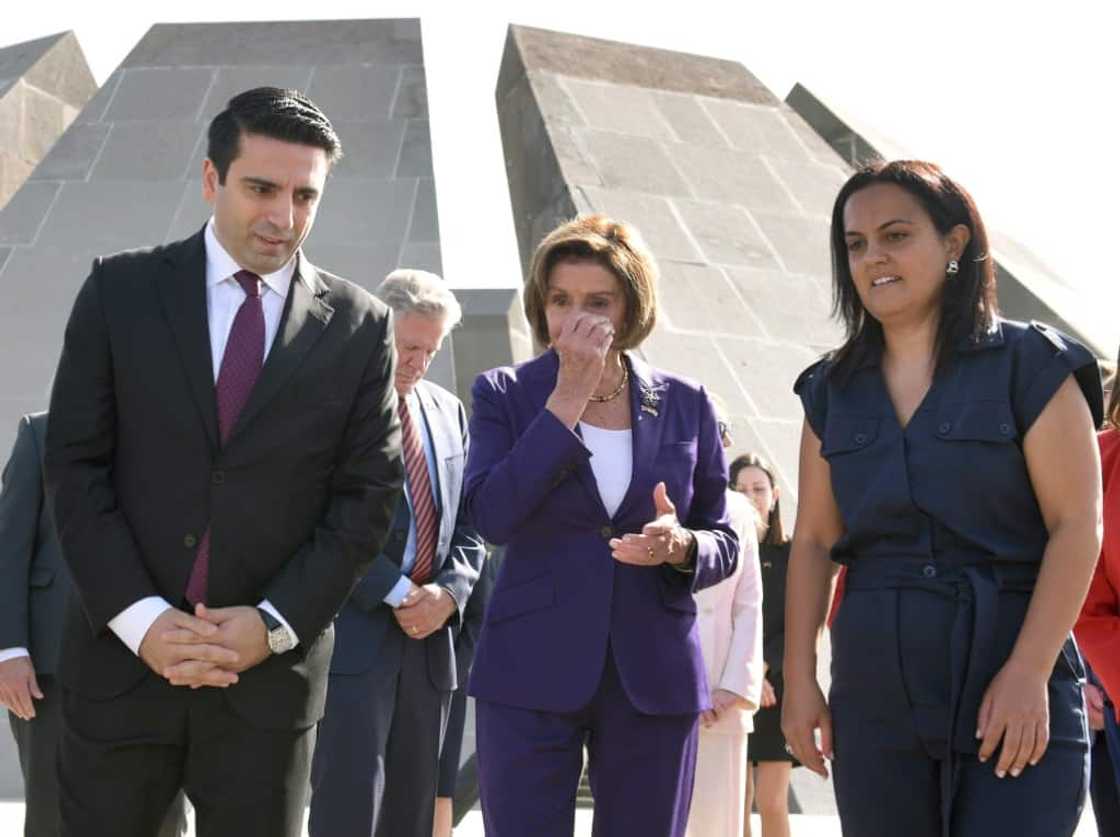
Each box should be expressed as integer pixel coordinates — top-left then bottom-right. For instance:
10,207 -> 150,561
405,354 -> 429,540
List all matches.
106,219 -> 300,656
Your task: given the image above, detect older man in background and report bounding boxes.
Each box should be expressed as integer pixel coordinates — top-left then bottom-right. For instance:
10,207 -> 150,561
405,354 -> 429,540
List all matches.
310,270 -> 485,837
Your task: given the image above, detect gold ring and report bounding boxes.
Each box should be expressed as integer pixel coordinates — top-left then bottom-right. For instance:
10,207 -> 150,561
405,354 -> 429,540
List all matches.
647,546 -> 655,561
410,626 -> 418,635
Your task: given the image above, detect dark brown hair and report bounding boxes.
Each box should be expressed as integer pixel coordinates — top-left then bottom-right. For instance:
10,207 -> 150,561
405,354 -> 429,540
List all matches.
523,214 -> 658,350
829,160 -> 998,379
729,452 -> 786,546
207,87 -> 342,184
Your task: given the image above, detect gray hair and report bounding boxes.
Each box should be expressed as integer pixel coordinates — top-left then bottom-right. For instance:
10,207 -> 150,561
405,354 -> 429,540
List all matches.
375,269 -> 463,333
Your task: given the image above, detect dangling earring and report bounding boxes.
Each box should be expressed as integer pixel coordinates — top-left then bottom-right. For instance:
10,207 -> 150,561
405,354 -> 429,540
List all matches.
946,259 -> 960,276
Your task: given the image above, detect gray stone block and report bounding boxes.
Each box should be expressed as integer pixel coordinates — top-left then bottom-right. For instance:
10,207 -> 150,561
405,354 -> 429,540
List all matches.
74,71 -> 122,124
409,178 -> 439,242
672,199 -> 780,269
0,181 -> 60,245
396,119 -> 433,178
332,119 -> 407,180
392,66 -> 428,118
716,336 -> 818,422
198,65 -> 317,123
307,63 -> 401,121
105,67 -> 215,121
763,156 -> 848,219
34,180 -> 183,254
164,180 -> 210,244
580,131 -> 692,198
0,33 -> 66,98
723,267 -> 841,347
527,72 -> 585,127
90,120 -> 201,181
27,121 -> 111,181
657,261 -> 764,338
750,211 -> 831,277
508,25 -> 777,105
702,99 -> 810,162
548,128 -> 602,188
305,242 -> 405,293
561,78 -> 674,141
0,247 -> 10,273
670,143 -> 798,212
122,20 -> 423,69
574,186 -> 701,263
399,242 -> 442,275
311,177 -> 416,246
22,32 -> 97,108
640,329 -> 755,417
651,92 -> 728,148
20,87 -> 70,160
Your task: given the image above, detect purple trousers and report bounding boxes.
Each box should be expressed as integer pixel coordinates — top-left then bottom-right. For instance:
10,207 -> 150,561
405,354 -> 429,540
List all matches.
476,645 -> 699,837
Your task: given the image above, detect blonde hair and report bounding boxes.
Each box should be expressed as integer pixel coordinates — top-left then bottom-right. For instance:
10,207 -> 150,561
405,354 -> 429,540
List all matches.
523,214 -> 658,350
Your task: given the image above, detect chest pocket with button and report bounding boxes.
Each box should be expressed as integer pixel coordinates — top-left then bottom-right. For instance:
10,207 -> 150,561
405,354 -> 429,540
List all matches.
820,415 -> 880,459
934,401 -> 1019,446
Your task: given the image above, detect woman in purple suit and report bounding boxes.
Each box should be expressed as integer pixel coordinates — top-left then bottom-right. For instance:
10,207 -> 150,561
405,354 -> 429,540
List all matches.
464,215 -> 739,836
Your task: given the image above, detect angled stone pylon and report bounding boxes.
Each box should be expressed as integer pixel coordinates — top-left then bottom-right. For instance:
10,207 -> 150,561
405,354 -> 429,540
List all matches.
787,82 -> 1106,357
0,31 -> 96,207
496,25 -> 848,508
0,19 -> 442,453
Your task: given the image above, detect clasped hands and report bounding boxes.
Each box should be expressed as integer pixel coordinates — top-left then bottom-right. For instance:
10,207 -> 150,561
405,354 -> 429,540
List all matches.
609,482 -> 694,566
138,604 -> 270,689
394,582 -> 457,640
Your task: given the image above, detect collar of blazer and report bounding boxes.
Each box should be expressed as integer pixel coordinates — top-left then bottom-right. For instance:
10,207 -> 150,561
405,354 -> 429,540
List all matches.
156,226 -> 335,452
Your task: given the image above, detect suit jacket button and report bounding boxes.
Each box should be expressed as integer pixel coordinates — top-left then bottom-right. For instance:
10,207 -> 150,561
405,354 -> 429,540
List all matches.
600,525 -> 613,540
212,470 -> 225,485
183,534 -> 198,548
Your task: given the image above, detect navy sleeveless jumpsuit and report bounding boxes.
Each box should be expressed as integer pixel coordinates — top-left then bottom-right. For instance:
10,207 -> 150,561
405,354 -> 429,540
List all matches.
794,319 -> 1103,837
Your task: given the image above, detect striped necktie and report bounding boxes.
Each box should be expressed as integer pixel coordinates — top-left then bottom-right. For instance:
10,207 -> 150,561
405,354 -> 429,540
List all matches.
399,396 -> 438,584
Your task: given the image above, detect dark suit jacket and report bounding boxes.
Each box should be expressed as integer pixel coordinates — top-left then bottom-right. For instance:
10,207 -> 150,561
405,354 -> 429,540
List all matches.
43,228 -> 404,730
330,379 -> 485,692
464,350 -> 738,715
0,413 -> 70,674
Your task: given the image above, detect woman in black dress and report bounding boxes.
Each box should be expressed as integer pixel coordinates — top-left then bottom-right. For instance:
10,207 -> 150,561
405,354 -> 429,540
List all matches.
731,452 -> 797,837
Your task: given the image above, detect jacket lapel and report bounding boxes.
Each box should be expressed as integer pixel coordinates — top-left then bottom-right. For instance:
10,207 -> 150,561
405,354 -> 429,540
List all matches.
612,352 -> 668,522
156,229 -> 219,450
227,253 -> 333,444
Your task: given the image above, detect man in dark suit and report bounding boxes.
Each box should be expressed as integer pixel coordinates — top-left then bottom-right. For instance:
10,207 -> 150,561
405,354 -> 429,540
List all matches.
0,413 -> 186,837
43,87 -> 403,837
309,269 -> 485,837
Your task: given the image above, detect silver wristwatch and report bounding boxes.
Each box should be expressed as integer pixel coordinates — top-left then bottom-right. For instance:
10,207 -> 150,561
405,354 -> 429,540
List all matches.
257,607 -> 295,655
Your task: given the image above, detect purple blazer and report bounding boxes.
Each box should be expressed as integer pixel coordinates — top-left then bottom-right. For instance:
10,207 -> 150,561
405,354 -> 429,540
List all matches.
464,350 -> 738,715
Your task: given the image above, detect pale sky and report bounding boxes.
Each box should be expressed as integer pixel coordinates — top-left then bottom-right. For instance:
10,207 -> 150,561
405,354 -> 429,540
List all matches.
9,0 -> 1119,353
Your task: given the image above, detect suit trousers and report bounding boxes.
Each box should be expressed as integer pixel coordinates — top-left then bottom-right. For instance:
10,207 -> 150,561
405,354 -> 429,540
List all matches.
9,675 -> 187,837
684,726 -> 748,837
309,634 -> 450,837
476,644 -> 699,837
58,674 -> 313,837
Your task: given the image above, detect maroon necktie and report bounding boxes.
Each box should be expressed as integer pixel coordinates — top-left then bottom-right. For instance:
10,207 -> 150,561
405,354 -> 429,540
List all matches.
399,398 -> 438,584
185,270 -> 265,605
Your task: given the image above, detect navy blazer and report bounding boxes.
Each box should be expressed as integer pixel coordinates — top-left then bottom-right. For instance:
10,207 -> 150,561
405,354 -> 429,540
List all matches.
331,379 -> 485,691
464,350 -> 738,716
0,413 -> 71,674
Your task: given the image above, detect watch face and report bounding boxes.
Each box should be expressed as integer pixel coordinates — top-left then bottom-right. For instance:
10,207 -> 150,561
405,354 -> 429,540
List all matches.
269,628 -> 295,654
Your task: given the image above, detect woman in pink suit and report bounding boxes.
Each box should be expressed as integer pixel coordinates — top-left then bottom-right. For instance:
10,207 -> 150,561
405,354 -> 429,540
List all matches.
685,410 -> 764,837
464,214 -> 739,837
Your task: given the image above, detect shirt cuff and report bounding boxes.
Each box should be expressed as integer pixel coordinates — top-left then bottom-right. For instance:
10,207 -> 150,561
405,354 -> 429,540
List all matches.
383,575 -> 413,608
0,647 -> 30,664
108,597 -> 173,656
258,599 -> 300,648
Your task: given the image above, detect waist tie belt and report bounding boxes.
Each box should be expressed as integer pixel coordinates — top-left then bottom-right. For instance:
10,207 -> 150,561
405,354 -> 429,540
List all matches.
843,555 -> 1039,837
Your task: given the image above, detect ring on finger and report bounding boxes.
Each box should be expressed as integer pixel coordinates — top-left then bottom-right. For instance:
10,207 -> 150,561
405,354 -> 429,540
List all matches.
647,546 -> 655,561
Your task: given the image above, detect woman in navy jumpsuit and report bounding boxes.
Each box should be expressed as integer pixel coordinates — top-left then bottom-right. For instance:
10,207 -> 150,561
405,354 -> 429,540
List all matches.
782,160 -> 1103,836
